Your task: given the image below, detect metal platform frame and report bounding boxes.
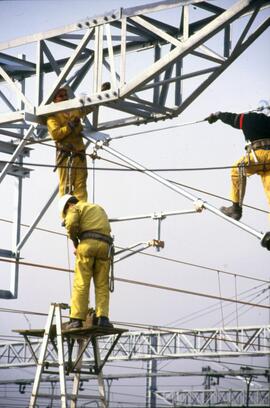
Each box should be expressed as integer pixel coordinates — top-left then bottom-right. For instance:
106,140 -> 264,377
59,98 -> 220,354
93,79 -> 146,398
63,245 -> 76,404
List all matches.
3,324 -> 270,369
15,302 -> 126,408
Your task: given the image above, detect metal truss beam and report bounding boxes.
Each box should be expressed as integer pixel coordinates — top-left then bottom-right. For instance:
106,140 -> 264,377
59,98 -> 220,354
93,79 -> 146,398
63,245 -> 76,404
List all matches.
155,388 -> 270,407
1,325 -> 270,368
0,0 -> 268,130
1,377 -> 268,407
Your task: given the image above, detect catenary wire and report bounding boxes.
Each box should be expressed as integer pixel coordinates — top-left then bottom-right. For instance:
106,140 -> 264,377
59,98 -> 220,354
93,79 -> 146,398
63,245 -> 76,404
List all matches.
0,213 -> 268,284
169,283 -> 268,328
0,153 -> 268,216
0,257 -> 269,310
2,157 -> 270,173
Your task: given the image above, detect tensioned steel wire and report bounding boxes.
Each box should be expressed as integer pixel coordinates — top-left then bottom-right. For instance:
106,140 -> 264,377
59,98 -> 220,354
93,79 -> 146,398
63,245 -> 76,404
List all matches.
0,153 -> 269,216
0,257 -> 269,311
1,307 -> 270,356
1,126 -> 269,218
0,243 -> 269,284
167,282 -> 267,327
2,156 -> 270,174
1,104 -> 268,144
0,283 -> 266,345
0,281 -> 269,323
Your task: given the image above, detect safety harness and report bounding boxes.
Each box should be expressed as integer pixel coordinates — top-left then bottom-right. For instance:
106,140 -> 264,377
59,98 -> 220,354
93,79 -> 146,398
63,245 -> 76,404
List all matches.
237,138 -> 270,205
54,143 -> 86,195
79,230 -> 115,293
248,138 -> 270,150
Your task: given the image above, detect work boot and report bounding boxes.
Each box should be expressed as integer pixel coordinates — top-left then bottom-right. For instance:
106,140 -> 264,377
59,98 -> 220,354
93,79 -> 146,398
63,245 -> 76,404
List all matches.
220,203 -> 242,221
97,316 -> 114,328
62,318 -> 83,330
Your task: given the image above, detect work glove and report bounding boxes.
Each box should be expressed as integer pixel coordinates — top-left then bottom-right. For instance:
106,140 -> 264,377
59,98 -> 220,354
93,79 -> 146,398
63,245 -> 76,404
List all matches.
207,112 -> 221,124
68,116 -> 80,129
101,82 -> 111,92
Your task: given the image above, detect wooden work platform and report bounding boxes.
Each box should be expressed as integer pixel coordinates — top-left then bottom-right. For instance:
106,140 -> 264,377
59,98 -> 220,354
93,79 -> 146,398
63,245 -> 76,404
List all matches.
14,325 -> 127,339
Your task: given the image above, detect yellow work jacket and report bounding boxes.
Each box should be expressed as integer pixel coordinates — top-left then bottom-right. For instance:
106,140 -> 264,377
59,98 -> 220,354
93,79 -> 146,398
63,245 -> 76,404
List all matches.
65,201 -> 111,243
47,107 -> 92,152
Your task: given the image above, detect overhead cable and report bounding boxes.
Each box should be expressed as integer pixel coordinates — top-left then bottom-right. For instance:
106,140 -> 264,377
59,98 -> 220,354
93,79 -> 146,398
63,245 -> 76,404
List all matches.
0,257 -> 269,310
2,157 -> 270,173
0,239 -> 269,284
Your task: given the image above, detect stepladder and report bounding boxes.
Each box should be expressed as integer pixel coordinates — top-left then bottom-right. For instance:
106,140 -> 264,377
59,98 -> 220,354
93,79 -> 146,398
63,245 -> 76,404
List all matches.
14,302 -> 126,408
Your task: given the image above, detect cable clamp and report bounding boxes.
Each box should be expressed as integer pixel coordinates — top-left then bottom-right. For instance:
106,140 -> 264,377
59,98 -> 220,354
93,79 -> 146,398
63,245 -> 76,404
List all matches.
194,199 -> 204,212
148,239 -> 165,249
89,149 -> 100,160
151,212 -> 166,220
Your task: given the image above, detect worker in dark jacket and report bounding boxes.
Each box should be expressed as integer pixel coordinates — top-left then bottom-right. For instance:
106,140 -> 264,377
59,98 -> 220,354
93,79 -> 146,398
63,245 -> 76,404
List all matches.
59,194 -> 114,329
208,111 -> 270,220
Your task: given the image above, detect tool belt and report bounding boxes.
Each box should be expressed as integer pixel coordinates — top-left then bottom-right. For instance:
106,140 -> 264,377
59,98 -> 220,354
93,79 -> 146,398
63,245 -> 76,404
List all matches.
246,138 -> 270,151
79,230 -> 113,245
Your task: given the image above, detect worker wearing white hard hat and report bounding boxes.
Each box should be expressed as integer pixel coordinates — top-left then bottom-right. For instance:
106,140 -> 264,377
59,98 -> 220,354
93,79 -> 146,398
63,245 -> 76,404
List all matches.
60,194 -> 114,329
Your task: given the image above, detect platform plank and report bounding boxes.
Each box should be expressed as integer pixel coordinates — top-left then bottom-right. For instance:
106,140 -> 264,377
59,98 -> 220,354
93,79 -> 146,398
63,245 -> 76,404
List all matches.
13,325 -> 127,338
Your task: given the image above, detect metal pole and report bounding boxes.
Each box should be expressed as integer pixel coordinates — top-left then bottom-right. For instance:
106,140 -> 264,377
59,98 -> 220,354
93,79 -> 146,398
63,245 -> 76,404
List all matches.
10,54 -> 25,298
146,335 -> 158,408
16,186 -> 58,252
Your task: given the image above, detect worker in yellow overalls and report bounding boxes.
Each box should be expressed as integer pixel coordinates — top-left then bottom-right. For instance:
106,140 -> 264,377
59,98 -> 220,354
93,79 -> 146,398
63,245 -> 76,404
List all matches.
47,88 -> 92,202
59,194 -> 114,329
47,83 -> 110,202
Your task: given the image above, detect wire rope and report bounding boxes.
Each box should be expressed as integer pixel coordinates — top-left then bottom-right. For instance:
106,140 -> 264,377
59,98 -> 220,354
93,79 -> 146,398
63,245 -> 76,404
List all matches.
166,282 -> 268,327
0,257 -> 269,310
2,157 -> 270,174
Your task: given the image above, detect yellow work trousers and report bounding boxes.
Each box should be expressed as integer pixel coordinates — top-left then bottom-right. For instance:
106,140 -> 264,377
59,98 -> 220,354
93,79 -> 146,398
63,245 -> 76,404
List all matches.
230,149 -> 270,206
58,155 -> 88,202
70,239 -> 110,320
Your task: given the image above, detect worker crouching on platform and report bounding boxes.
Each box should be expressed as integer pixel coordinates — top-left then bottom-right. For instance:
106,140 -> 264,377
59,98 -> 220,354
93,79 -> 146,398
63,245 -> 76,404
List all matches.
46,87 -> 94,202
208,110 -> 270,220
59,194 -> 114,329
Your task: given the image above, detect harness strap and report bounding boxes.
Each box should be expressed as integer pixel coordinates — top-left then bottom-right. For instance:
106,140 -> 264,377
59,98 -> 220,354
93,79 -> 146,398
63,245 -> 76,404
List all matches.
79,230 -> 113,245
54,148 -> 85,172
250,138 -> 270,150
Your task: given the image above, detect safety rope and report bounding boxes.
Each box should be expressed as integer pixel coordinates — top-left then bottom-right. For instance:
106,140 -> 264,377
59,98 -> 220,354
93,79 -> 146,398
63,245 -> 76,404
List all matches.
109,242 -> 115,293
65,155 -> 73,195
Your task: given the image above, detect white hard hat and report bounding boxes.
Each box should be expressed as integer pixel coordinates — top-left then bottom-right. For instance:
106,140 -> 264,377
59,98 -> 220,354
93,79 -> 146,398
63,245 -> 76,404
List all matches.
58,194 -> 73,217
